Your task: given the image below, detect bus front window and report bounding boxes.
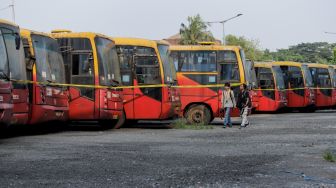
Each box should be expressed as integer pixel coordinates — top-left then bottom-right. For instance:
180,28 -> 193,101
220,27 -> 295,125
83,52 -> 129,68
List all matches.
95,37 -> 121,86
158,44 -> 176,84
218,50 -> 240,82
1,28 -> 26,83
257,67 -> 275,89
32,34 -> 66,84
302,65 -> 313,87
273,66 -> 285,90
333,69 -> 336,88
240,49 -> 251,85
0,30 -> 9,79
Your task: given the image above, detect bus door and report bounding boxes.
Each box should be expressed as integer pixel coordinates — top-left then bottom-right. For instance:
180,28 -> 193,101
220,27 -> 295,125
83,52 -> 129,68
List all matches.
59,38 -> 95,119
281,66 -> 305,107
117,46 -> 135,119
133,47 -> 162,119
257,67 -> 275,110
217,50 -> 240,115
311,68 -> 332,107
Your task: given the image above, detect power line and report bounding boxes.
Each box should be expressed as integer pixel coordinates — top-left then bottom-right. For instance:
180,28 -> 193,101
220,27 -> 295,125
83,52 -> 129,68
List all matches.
0,5 -> 10,11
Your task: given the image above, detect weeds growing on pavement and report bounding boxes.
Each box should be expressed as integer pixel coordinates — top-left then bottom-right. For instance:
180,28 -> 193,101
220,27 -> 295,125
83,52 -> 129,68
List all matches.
172,118 -> 213,130
323,150 -> 336,162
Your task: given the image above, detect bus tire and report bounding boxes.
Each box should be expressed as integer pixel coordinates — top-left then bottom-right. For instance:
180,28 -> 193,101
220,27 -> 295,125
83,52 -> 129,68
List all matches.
185,105 -> 211,125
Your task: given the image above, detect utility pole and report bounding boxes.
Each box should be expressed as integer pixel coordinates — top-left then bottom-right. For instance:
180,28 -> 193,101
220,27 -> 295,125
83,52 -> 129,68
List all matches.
206,14 -> 243,45
9,0 -> 15,23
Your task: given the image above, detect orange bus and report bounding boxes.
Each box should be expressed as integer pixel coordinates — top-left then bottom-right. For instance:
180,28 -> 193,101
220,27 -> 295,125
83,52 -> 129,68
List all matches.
170,44 -> 250,124
114,38 -> 180,125
0,19 -> 29,126
51,30 -> 123,128
21,29 -> 69,125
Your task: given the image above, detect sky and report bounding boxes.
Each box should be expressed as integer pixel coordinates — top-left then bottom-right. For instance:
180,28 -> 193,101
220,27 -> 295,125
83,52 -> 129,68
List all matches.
0,0 -> 335,51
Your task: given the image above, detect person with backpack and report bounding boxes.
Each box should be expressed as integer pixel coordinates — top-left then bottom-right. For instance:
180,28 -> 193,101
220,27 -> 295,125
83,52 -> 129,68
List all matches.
237,84 -> 252,129
221,83 -> 236,128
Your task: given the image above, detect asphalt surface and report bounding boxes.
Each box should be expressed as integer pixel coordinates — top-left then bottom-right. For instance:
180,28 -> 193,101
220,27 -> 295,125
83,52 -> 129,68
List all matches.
0,111 -> 336,188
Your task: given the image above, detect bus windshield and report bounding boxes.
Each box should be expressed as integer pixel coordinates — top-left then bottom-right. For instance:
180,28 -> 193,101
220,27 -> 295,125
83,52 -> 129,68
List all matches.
32,34 -> 66,84
273,66 -> 285,89
1,27 -> 26,81
329,67 -> 336,88
240,50 -> 250,85
302,65 -> 313,87
257,67 -> 275,89
0,30 -> 9,77
158,44 -> 176,84
95,37 -> 121,86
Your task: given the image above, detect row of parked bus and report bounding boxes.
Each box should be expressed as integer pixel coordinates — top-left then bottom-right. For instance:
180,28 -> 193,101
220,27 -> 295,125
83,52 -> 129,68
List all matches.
251,62 -> 336,113
1,19 -> 336,129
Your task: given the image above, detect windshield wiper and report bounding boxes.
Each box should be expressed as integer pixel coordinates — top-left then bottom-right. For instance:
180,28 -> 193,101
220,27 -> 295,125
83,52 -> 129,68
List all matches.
0,71 -> 10,81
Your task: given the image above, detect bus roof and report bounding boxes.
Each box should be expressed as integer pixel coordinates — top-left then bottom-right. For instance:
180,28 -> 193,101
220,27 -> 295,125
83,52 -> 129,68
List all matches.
305,63 -> 330,69
169,45 -> 242,51
21,29 -> 54,39
51,30 -> 111,40
0,19 -> 19,28
272,61 -> 304,67
255,62 -> 274,68
113,37 -> 160,48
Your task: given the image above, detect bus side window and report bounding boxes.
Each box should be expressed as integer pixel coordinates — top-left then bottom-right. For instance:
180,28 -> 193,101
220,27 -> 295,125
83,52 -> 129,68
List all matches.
72,54 -> 92,76
218,51 -> 239,81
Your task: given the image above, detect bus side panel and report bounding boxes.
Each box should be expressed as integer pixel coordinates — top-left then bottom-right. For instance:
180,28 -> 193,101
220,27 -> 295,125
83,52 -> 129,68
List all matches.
0,81 -> 13,124
69,87 -> 95,120
255,92 -> 277,112
122,88 -> 135,119
177,74 -> 218,115
161,87 -> 174,119
286,90 -> 305,108
11,88 -> 29,125
333,89 -> 336,106
133,87 -> 162,119
315,88 -> 333,107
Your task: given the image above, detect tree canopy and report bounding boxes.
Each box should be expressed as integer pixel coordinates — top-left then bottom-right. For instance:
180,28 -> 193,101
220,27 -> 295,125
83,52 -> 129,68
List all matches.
179,14 -> 215,45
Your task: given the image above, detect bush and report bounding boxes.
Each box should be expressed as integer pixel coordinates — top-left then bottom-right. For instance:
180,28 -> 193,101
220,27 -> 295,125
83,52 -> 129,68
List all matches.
323,150 -> 336,162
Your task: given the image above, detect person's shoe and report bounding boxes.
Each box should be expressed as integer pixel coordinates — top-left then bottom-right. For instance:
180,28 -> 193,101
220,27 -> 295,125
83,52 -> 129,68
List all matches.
223,126 -> 226,129
245,122 -> 250,127
229,124 -> 233,128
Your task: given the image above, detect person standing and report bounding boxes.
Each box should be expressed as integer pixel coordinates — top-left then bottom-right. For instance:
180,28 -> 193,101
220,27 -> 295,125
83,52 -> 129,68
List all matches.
221,83 -> 236,128
237,84 -> 252,129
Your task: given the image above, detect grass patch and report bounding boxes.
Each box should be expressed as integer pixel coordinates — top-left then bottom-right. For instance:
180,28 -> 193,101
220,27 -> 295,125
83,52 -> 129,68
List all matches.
323,150 -> 336,162
171,118 -> 214,130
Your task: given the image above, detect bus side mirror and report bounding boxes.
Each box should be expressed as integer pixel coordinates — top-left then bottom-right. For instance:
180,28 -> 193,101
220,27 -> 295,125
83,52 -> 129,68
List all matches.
15,33 -> 21,50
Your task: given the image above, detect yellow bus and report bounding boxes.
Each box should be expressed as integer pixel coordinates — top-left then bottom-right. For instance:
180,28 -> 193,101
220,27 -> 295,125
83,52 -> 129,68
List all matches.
0,19 -> 28,126
51,30 -> 124,128
170,44 -> 250,124
114,38 -> 180,125
306,63 -> 334,108
272,61 -> 315,111
20,29 -> 69,125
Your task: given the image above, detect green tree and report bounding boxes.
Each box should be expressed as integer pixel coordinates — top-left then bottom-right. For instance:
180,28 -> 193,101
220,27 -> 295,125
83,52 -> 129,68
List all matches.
225,35 -> 265,61
179,14 -> 215,45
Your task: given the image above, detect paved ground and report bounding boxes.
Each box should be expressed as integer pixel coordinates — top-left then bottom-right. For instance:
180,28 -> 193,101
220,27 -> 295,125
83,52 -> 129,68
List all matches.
0,111 -> 336,188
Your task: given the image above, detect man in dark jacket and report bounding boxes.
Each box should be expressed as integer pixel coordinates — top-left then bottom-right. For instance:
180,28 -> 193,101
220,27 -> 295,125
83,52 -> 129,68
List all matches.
237,84 -> 251,129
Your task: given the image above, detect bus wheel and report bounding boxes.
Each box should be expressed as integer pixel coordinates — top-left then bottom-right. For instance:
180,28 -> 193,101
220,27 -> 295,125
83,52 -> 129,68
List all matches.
185,105 -> 211,125
114,111 -> 126,129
